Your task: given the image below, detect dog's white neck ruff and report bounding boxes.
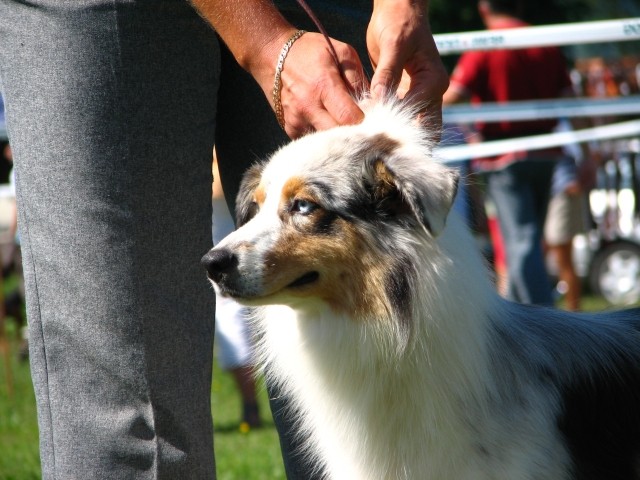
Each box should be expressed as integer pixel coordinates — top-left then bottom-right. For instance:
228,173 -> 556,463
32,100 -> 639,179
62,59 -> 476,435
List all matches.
253,213 -> 503,480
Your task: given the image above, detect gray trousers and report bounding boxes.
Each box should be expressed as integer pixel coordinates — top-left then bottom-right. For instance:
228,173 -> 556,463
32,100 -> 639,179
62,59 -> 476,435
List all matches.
0,1 -> 219,478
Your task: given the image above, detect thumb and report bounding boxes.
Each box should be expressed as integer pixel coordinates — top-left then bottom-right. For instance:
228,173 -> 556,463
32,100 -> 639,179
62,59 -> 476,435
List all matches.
370,47 -> 404,100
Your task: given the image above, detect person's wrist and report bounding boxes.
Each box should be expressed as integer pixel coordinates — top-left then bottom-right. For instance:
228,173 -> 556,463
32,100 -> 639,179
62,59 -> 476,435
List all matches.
244,27 -> 299,94
272,30 -> 307,130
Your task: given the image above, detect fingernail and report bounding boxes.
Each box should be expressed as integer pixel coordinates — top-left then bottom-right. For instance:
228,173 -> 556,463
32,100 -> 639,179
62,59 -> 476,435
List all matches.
372,83 -> 385,99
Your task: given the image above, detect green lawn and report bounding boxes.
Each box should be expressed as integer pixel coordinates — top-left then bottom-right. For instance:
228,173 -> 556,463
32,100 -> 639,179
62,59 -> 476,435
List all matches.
210,368 -> 286,480
0,294 -> 635,480
0,348 -> 40,480
0,327 -> 286,480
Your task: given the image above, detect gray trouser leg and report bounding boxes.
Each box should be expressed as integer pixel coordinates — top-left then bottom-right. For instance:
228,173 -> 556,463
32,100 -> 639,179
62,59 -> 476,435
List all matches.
0,1 -> 219,478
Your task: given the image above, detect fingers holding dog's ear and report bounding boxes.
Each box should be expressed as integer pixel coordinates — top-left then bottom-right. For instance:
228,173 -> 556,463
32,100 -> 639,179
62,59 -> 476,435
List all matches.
367,0 -> 448,132
275,33 -> 366,138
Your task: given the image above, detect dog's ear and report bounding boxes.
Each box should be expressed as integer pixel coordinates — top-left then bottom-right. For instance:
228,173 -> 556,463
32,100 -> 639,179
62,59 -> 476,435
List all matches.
235,162 -> 265,227
364,135 -> 459,237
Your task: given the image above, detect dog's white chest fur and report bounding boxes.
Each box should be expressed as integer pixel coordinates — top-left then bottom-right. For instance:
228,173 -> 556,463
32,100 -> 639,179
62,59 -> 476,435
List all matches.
254,218 -> 571,480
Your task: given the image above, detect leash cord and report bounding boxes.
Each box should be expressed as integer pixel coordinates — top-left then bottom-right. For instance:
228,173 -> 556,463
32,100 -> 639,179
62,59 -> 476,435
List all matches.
293,0 -> 355,95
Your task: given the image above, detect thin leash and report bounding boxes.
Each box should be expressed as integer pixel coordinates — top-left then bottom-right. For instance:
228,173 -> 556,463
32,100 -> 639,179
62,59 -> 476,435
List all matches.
294,0 -> 356,95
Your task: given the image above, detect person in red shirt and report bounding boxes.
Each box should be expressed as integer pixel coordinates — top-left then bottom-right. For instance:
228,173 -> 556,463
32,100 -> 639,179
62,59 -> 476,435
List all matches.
443,0 -> 574,305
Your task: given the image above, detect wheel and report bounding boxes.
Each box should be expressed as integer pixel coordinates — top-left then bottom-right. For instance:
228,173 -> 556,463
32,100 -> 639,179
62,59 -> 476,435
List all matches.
589,241 -> 640,306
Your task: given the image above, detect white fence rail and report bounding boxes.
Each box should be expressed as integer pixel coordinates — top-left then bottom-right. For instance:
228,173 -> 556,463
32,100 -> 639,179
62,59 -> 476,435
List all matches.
434,18 -> 640,55
436,18 -> 640,162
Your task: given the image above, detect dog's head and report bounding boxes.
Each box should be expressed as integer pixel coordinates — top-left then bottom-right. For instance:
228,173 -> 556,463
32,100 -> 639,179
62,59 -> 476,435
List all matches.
202,100 -> 459,320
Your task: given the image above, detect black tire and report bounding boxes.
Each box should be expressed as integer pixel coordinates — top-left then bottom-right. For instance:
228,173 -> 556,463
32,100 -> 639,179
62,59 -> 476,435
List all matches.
589,241 -> 640,306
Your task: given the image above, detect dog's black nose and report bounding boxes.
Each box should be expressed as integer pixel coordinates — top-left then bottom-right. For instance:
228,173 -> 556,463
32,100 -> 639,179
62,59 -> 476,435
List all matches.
201,248 -> 238,282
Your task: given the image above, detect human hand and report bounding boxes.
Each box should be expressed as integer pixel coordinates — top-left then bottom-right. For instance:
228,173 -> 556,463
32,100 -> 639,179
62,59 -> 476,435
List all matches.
190,0 -> 367,138
253,30 -> 368,139
367,0 -> 449,128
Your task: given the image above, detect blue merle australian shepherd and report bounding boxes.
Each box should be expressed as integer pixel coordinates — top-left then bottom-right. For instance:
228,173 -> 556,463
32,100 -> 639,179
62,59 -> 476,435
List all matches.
202,98 -> 640,480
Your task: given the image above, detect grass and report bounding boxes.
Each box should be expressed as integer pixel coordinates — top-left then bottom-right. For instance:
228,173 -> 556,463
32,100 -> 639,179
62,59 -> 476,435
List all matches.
0,347 -> 39,480
211,368 -> 286,480
0,292 -> 636,480
0,322 -> 286,480
0,315 -> 288,480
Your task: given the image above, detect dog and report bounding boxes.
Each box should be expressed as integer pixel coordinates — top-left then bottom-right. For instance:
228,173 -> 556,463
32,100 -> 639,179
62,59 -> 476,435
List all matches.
202,99 -> 640,480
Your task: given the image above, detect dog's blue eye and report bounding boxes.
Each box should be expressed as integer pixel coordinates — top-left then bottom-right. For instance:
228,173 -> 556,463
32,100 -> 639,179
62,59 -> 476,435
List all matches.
292,199 -> 317,215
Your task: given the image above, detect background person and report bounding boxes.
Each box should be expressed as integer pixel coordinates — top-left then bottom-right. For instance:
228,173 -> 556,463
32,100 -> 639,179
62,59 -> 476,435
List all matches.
544,156 -> 586,311
443,0 -> 574,305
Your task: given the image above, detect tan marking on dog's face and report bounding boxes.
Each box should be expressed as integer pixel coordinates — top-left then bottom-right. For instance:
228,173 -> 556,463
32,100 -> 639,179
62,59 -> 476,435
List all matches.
281,177 -> 307,204
259,183 -> 393,319
254,183 -> 266,206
